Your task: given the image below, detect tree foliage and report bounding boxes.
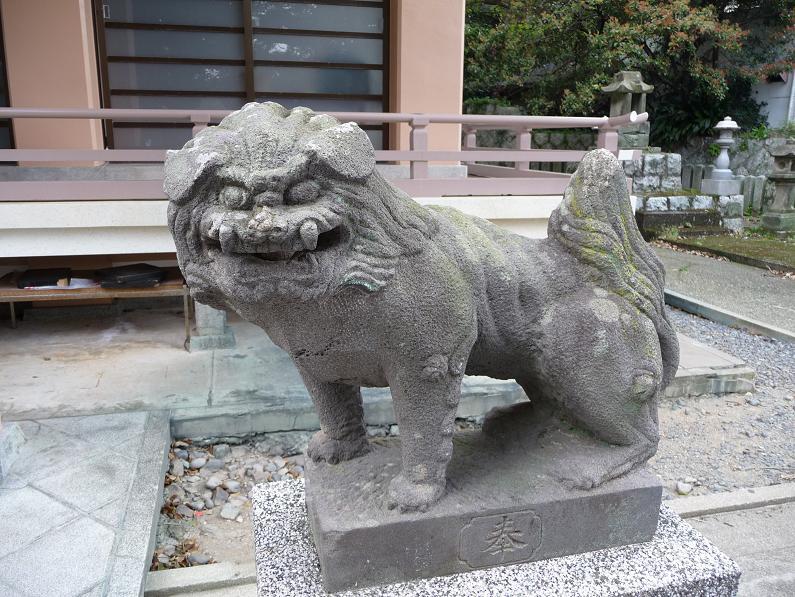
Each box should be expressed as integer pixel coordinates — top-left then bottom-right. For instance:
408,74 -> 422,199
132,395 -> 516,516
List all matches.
465,0 -> 795,148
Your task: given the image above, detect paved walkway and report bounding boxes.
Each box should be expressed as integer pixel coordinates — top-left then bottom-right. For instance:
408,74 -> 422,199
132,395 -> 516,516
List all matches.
689,501 -> 795,596
0,412 -> 169,597
0,309 -> 754,438
656,246 -> 795,334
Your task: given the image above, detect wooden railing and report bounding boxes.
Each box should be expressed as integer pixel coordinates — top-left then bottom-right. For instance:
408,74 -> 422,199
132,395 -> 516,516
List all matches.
0,108 -> 646,201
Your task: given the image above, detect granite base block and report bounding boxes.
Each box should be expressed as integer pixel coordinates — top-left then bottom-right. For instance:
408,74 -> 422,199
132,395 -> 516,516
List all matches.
252,479 -> 740,596
304,415 -> 663,592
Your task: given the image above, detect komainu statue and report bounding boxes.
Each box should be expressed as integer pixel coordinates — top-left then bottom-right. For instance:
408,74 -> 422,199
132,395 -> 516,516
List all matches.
164,103 -> 679,512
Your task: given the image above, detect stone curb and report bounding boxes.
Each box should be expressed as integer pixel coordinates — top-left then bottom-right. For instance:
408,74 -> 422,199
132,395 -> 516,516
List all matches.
665,289 -> 795,343
145,561 -> 256,596
669,483 -> 795,519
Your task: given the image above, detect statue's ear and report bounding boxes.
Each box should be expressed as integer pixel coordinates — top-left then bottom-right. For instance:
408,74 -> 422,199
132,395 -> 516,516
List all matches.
305,122 -> 376,181
163,146 -> 224,205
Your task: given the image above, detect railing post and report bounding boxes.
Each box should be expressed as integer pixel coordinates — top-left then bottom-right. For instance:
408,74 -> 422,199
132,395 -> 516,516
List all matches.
515,127 -> 532,171
462,125 -> 477,167
596,128 -> 619,156
409,115 -> 429,179
191,114 -> 211,138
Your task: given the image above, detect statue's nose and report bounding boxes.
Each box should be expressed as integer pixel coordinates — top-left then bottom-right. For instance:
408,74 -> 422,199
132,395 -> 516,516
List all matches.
248,208 -> 287,240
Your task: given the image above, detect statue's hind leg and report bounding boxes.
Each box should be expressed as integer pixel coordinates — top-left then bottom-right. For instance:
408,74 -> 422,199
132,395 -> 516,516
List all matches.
538,293 -> 664,489
557,398 -> 659,489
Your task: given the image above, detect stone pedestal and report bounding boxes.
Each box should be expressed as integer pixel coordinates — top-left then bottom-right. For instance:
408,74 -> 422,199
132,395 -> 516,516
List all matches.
0,416 -> 25,481
302,404 -> 665,592
252,479 -> 741,596
189,302 -> 235,351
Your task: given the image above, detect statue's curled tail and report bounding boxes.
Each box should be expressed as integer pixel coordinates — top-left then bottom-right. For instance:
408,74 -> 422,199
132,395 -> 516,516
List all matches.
547,149 -> 679,386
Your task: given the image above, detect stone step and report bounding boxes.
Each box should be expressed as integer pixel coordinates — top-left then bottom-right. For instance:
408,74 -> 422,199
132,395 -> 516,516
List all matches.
170,334 -> 753,440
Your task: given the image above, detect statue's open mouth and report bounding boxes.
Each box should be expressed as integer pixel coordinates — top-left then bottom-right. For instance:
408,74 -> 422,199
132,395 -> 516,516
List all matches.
201,211 -> 346,267
247,225 -> 344,262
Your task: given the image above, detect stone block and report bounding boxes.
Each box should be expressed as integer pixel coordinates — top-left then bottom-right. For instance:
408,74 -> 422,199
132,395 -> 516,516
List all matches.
0,420 -> 25,481
666,153 -> 682,176
718,195 -> 744,218
644,196 -> 668,211
701,177 -> 741,196
304,406 -> 662,592
722,217 -> 744,233
253,480 -> 741,596
668,196 -> 691,210
692,195 -> 715,210
642,153 -> 665,176
691,164 -> 705,191
660,176 -> 682,192
633,174 -> 661,193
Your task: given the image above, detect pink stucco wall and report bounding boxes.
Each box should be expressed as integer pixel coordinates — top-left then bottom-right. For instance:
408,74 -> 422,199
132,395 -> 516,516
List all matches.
1,0 -> 103,150
389,0 -> 465,151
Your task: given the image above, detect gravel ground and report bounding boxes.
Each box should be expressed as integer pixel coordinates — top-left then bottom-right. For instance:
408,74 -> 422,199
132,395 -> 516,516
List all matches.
153,307 -> 794,567
650,307 -> 795,499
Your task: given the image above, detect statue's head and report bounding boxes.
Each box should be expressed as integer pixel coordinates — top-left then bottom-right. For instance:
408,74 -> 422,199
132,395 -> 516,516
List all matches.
164,102 -> 436,308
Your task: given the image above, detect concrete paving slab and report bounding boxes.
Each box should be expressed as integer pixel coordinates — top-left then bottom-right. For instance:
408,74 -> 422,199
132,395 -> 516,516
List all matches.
689,502 -> 795,597
0,485 -> 79,559
0,411 -> 170,597
0,516 -> 116,597
10,421 -> 106,482
34,452 -> 138,513
656,246 -> 795,334
42,412 -> 148,451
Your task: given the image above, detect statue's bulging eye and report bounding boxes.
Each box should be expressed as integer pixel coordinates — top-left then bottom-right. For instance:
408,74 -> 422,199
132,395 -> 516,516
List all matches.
631,372 -> 657,399
220,186 -> 249,209
285,180 -> 320,205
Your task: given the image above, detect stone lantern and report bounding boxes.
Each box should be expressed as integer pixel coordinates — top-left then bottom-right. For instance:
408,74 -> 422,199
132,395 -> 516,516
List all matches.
701,117 -> 741,196
762,141 -> 795,231
601,71 -> 654,149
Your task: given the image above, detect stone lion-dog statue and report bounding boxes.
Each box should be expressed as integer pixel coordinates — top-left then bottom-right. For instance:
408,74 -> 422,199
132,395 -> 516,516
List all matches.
164,103 -> 679,512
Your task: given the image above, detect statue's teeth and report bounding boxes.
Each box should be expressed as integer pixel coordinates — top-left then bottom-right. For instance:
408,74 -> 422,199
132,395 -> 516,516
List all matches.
300,220 -> 319,251
219,224 -> 235,254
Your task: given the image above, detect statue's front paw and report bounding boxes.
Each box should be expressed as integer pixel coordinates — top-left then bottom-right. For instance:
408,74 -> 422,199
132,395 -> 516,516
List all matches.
386,473 -> 445,513
307,431 -> 370,465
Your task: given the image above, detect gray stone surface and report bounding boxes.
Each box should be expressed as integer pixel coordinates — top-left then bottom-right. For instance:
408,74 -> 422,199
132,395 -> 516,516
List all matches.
252,478 -> 740,596
305,402 -> 662,591
164,104 -> 679,512
657,246 -> 795,334
689,503 -> 794,597
0,411 -> 170,597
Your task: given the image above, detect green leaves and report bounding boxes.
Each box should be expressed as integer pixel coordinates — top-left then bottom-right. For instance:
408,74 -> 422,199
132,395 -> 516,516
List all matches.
464,0 -> 794,148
